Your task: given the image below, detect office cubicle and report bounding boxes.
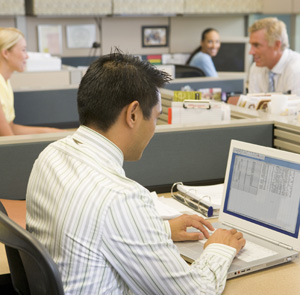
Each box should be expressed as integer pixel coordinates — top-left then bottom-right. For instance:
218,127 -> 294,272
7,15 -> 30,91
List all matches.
14,88 -> 79,129
0,120 -> 273,200
164,76 -> 245,93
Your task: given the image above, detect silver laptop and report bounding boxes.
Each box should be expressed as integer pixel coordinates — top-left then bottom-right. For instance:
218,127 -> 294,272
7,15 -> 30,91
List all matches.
175,140 -> 300,279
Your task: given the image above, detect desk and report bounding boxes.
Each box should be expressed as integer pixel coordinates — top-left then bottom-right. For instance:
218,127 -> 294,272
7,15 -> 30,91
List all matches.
0,199 -> 26,276
1,198 -> 299,294
223,259 -> 300,295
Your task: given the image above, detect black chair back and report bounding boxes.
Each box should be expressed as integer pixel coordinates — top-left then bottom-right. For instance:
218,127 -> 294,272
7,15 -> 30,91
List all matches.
0,201 -> 64,295
174,64 -> 206,78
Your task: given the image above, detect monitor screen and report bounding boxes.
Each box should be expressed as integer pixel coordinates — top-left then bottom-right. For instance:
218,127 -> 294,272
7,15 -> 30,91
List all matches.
212,42 -> 247,72
224,147 -> 300,238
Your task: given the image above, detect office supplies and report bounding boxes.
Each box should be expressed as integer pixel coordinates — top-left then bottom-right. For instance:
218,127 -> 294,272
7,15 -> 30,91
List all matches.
171,182 -> 223,217
168,100 -> 230,124
173,91 -> 202,102
183,99 -> 210,109
176,140 -> 300,278
237,93 -> 300,113
26,52 -> 62,72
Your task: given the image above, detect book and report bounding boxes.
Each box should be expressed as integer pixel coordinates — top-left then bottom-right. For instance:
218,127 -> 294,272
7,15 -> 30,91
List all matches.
173,91 -> 202,102
171,182 -> 224,217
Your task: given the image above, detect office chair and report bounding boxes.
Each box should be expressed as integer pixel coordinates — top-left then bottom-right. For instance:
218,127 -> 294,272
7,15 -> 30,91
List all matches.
0,201 -> 64,295
174,64 -> 206,78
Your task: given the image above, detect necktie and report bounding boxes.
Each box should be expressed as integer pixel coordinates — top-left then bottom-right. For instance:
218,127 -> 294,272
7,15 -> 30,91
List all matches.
268,71 -> 275,92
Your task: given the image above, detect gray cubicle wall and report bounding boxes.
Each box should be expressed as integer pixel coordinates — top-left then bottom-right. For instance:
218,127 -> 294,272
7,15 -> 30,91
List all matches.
14,88 -> 79,129
0,141 -> 52,200
124,123 -> 273,192
0,123 -> 272,200
165,79 -> 244,93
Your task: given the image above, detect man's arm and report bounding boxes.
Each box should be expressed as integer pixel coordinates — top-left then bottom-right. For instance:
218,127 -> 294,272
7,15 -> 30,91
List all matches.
103,194 -> 243,295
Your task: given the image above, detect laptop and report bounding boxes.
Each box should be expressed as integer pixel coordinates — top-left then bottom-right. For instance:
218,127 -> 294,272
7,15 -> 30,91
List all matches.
175,139 -> 300,279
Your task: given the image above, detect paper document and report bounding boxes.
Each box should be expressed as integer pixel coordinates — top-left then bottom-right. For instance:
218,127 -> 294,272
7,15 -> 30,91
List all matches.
151,192 -> 182,219
151,192 -> 208,219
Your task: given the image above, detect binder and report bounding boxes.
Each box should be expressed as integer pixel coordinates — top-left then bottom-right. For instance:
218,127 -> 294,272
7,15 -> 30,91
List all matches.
171,182 -> 223,218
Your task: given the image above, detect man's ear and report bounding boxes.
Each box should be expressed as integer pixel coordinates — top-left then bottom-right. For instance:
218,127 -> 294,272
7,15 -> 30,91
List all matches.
274,40 -> 282,51
126,100 -> 140,128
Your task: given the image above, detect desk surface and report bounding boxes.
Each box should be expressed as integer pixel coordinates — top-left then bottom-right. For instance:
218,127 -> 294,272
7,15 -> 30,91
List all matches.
0,198 -> 299,294
0,199 -> 26,276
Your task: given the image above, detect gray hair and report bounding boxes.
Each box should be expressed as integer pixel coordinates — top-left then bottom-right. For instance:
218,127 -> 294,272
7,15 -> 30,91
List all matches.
249,17 -> 289,50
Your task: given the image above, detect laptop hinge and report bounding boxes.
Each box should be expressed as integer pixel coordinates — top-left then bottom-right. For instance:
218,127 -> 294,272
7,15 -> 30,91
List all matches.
222,222 -> 293,250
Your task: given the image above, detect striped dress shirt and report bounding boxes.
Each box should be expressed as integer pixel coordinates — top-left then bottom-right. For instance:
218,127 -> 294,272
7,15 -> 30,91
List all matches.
26,126 -> 236,295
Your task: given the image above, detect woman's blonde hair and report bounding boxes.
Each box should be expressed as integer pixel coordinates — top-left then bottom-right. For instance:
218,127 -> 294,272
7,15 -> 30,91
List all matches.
0,27 -> 24,52
249,17 -> 289,50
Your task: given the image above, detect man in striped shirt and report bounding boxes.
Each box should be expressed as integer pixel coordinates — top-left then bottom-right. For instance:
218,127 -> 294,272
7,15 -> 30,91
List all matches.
26,51 -> 245,294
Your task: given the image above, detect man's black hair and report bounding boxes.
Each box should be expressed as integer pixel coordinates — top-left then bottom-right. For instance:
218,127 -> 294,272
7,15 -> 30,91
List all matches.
78,49 -> 171,131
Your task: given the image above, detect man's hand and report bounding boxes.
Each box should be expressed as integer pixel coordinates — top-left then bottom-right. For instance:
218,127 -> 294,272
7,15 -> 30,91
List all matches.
168,214 -> 215,241
204,228 -> 246,254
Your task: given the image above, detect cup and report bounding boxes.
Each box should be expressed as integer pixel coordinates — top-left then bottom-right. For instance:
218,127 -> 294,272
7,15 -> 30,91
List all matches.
269,95 -> 288,115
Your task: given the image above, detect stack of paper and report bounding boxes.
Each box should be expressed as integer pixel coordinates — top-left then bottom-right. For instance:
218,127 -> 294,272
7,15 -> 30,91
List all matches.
26,52 -> 61,72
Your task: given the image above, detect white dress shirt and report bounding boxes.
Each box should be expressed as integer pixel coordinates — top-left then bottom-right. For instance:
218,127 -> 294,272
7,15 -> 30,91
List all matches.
26,125 -> 236,295
248,48 -> 300,96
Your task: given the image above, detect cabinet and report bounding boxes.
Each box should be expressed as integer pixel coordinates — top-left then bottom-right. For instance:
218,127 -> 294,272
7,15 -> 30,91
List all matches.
0,0 -> 25,15
26,0 -> 112,15
262,0 -> 292,14
293,0 -> 300,13
184,0 -> 262,14
113,0 -> 184,15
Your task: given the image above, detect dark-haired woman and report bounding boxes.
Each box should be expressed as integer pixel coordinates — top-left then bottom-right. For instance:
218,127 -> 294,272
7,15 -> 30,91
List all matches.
186,28 -> 221,77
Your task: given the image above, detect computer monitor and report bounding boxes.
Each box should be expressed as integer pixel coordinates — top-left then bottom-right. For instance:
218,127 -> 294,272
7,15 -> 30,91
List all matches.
212,37 -> 251,74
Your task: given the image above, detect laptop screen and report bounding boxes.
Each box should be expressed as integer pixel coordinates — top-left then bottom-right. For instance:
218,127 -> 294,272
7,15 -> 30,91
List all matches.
224,147 -> 300,238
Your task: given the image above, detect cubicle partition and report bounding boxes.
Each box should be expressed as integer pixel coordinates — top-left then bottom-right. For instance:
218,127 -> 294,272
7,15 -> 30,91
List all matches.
14,88 -> 79,129
124,122 -> 273,192
164,76 -> 245,93
0,140 -> 52,200
12,75 -> 244,130
0,120 -> 273,200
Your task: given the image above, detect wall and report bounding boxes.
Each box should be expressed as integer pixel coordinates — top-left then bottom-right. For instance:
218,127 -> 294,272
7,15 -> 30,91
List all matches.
101,17 -> 169,55
18,15 -> 245,57
169,15 -> 245,54
0,11 -> 299,61
0,17 -> 15,28
25,16 -> 101,57
295,15 -> 300,52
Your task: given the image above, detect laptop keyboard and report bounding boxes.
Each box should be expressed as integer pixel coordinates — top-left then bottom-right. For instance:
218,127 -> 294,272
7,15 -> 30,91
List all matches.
199,236 -> 278,262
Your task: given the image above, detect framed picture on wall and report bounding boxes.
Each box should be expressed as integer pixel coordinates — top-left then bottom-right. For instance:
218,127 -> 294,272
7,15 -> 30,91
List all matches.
66,24 -> 96,49
142,26 -> 169,48
37,25 -> 62,55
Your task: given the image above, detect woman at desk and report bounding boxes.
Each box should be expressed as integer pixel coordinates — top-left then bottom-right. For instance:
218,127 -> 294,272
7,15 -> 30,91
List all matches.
0,27 -> 61,136
186,28 -> 221,77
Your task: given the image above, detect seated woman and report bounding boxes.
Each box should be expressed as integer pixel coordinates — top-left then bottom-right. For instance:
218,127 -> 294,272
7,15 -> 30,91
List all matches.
0,27 -> 62,136
186,28 -> 221,77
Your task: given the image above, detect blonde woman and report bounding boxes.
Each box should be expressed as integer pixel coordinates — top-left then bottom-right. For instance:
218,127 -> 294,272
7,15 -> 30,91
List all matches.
0,27 -> 61,136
